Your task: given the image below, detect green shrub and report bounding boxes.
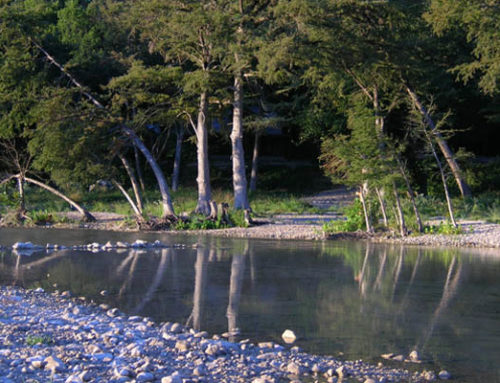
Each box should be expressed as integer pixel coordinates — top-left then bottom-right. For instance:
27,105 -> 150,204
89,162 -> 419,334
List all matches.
28,210 -> 56,225
322,199 -> 364,233
424,222 -> 463,235
26,335 -> 52,346
485,203 -> 500,224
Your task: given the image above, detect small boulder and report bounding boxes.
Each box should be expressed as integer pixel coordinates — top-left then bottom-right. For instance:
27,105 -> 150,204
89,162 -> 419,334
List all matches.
438,370 -> 451,380
44,356 -> 65,373
161,372 -> 182,383
281,329 -> 297,344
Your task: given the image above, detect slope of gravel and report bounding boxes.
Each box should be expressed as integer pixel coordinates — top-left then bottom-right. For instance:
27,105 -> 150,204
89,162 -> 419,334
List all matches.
374,222 -> 500,249
0,286 -> 437,383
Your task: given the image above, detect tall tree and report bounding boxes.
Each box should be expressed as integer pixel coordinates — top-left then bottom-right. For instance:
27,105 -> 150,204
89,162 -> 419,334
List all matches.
133,0 -> 231,215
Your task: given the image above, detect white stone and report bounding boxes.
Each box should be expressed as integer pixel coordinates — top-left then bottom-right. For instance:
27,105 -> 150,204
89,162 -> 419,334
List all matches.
281,329 -> 297,344
161,372 -> 182,383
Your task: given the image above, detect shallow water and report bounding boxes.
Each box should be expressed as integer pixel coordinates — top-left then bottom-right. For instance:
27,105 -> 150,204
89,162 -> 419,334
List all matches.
0,227 -> 499,382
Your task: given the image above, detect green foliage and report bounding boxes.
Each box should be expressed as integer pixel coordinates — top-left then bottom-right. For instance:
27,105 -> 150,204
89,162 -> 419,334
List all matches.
322,199 -> 364,234
485,204 -> 500,224
28,210 -> 55,225
173,214 -> 228,231
25,335 -> 52,346
425,0 -> 500,95
423,222 -> 463,235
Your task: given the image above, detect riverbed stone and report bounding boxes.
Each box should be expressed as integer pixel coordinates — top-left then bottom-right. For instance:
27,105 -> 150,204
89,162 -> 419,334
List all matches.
438,370 -> 451,380
281,329 -> 297,344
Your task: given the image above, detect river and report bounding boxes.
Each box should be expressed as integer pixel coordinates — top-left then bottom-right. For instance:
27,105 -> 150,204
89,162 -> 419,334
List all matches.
0,227 -> 499,382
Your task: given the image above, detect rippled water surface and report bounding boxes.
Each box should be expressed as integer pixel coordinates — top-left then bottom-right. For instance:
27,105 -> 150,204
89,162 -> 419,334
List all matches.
0,228 -> 499,382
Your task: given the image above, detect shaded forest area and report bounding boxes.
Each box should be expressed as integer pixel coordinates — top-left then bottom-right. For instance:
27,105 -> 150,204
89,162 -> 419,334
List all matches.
0,0 -> 499,234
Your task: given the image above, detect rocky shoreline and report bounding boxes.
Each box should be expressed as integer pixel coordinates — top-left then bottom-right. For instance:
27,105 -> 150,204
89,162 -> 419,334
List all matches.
4,218 -> 500,250
0,286 -> 444,383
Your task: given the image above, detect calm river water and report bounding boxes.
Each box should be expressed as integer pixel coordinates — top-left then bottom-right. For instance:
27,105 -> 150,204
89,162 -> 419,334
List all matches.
0,228 -> 499,382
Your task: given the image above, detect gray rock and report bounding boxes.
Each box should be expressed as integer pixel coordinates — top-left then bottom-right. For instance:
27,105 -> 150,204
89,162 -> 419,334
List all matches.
175,340 -> 188,352
136,372 -> 154,382
438,370 -> 451,380
44,356 -> 65,372
161,372 -> 182,383
409,350 -> 420,362
286,362 -> 303,375
107,308 -> 120,317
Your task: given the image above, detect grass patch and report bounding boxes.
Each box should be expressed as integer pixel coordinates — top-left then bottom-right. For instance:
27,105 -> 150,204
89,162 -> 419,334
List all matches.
25,335 -> 53,346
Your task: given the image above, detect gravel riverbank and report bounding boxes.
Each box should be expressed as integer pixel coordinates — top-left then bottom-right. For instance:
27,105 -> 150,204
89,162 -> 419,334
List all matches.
0,286 -> 438,383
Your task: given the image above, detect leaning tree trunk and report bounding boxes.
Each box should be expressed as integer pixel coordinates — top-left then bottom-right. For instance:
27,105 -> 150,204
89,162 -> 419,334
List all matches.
405,85 -> 471,198
119,154 -> 143,213
122,126 -> 176,219
172,127 -> 184,192
134,145 -> 146,191
21,176 -> 95,222
375,187 -> 388,228
249,131 -> 260,192
359,183 -> 373,234
112,180 -> 143,221
231,74 -> 250,210
425,131 -> 457,227
393,181 -> 408,237
195,91 -> 212,215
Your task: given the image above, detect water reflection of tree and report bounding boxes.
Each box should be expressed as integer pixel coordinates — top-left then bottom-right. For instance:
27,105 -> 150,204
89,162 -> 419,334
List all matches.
315,245 -> 466,359
186,244 -> 209,331
226,242 -> 248,342
133,249 -> 170,314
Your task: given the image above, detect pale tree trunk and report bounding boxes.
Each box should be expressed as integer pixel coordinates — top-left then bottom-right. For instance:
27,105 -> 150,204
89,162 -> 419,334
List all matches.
134,145 -> 146,191
425,131 -> 457,227
22,176 -> 95,221
122,126 -> 176,219
375,187 -> 388,227
359,183 -> 373,233
118,154 -> 143,213
172,127 -> 184,192
405,85 -> 471,198
17,175 -> 26,214
249,131 -> 260,192
231,74 -> 250,210
393,182 -> 408,237
195,92 -> 212,215
112,180 -> 143,221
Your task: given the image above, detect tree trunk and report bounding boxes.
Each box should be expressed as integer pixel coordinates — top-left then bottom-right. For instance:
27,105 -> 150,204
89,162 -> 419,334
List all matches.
195,91 -> 212,215
405,85 -> 471,198
112,180 -> 143,221
119,154 -> 143,213
393,181 -> 408,237
398,161 -> 424,233
22,176 -> 95,222
249,131 -> 260,192
375,187 -> 388,227
359,183 -> 373,234
425,131 -> 457,227
17,175 -> 26,214
122,126 -> 176,219
172,127 -> 184,192
134,145 -> 146,191
231,74 -> 250,210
